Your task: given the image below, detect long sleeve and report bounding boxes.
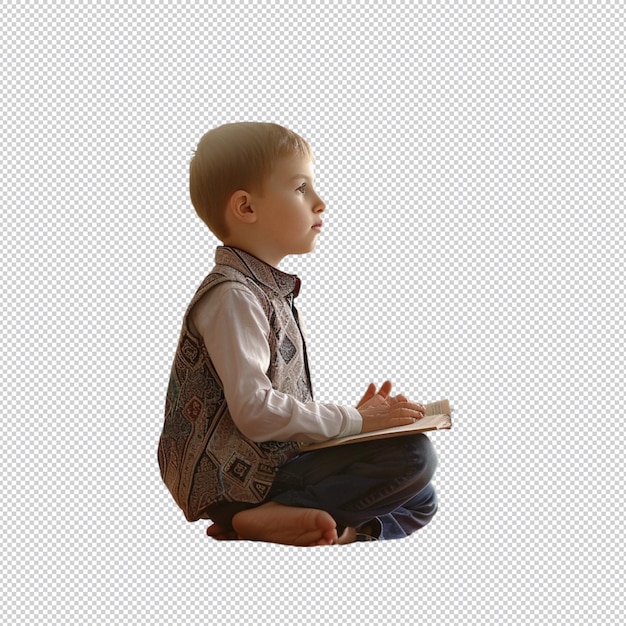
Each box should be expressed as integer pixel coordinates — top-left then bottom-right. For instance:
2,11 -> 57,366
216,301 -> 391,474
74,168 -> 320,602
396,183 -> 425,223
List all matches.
189,282 -> 362,444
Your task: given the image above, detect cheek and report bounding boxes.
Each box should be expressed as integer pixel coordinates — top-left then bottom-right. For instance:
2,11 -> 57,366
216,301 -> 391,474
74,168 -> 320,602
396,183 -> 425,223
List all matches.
298,211 -> 312,228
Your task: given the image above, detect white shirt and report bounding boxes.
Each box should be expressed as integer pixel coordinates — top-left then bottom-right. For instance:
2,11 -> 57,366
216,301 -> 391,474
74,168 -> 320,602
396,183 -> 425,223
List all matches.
189,282 -> 363,444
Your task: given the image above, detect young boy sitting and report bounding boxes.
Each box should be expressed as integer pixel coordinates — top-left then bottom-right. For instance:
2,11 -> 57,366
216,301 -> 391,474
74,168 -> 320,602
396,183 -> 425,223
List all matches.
158,122 -> 439,546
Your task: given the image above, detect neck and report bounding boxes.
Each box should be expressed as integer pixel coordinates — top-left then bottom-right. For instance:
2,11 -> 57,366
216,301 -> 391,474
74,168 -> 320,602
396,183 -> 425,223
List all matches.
221,238 -> 284,268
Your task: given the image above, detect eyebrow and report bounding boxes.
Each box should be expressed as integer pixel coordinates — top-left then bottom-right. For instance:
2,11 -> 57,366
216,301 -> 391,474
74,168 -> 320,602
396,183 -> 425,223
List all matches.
289,174 -> 314,182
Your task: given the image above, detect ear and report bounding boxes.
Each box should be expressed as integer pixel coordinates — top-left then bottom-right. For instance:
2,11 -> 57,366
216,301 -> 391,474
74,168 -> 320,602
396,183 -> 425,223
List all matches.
227,190 -> 257,224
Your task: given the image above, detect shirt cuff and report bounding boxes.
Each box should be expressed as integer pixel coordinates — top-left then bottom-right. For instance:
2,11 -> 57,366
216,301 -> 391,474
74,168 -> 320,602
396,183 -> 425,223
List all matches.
338,405 -> 363,437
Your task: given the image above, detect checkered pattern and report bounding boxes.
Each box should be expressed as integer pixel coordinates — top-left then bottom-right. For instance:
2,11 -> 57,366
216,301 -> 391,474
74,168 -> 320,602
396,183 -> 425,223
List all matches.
3,2 -> 625,625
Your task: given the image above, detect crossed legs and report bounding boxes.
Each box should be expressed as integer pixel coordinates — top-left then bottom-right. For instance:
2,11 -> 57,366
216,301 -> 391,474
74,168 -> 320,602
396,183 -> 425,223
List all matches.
207,434 -> 438,546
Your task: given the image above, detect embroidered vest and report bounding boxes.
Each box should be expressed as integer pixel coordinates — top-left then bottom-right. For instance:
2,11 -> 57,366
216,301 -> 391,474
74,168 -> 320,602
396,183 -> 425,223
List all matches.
158,247 -> 312,521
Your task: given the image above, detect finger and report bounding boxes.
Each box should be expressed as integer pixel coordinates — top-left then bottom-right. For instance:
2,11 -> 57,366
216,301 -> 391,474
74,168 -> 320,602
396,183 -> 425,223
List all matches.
387,415 -> 422,427
356,382 -> 377,408
388,393 -> 408,405
364,402 -> 420,417
207,524 -> 238,540
387,400 -> 424,412
389,405 -> 426,420
207,522 -> 226,536
376,380 -> 393,400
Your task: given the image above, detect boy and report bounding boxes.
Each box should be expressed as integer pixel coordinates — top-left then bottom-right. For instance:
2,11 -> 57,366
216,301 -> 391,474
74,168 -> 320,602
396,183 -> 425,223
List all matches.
158,122 -> 438,546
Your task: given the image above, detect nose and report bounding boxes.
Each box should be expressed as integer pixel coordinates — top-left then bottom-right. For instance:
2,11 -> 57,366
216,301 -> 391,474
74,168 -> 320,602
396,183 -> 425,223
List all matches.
314,192 -> 326,213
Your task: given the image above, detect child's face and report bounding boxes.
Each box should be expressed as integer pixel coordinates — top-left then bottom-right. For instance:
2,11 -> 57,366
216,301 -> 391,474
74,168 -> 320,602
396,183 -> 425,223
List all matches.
250,155 -> 326,266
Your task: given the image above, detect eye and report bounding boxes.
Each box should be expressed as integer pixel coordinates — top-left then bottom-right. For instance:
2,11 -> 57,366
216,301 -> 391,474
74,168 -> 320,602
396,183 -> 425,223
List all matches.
296,182 -> 307,194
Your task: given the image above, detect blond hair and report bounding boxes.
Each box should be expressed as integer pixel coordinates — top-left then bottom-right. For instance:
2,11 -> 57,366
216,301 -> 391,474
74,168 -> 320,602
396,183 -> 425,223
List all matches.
189,122 -> 313,240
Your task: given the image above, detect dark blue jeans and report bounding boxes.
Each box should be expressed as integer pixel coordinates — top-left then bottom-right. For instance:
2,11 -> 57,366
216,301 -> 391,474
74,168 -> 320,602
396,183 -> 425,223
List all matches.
268,434 -> 438,540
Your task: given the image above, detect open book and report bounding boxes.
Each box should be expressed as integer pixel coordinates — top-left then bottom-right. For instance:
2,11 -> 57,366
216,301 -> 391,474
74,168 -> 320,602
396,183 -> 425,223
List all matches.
301,399 -> 452,452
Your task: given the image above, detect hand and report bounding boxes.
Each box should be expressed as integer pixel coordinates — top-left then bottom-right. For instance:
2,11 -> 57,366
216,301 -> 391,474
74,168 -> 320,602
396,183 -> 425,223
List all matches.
206,522 -> 238,540
356,380 -> 392,408
356,380 -> 409,409
356,381 -> 425,434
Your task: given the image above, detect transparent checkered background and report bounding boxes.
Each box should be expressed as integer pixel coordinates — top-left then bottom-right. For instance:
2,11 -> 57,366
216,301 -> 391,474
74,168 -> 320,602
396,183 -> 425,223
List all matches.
2,2 -> 625,625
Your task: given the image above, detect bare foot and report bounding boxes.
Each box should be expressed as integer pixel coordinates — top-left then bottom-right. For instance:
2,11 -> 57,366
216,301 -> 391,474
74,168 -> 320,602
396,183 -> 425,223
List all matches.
231,502 -> 340,546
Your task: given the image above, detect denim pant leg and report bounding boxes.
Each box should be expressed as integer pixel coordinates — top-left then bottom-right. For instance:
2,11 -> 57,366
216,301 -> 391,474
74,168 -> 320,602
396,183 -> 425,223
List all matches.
376,482 -> 438,540
269,434 -> 438,539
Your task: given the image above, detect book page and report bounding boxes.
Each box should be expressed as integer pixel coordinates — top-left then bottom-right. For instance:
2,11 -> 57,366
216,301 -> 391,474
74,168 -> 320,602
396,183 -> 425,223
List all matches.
424,399 -> 450,417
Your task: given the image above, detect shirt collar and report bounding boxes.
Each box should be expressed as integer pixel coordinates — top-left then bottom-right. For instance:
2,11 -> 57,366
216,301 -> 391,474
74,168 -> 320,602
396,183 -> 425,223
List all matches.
215,246 -> 301,298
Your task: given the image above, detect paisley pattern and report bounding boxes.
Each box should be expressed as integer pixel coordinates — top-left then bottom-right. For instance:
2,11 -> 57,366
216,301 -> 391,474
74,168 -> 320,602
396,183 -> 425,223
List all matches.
157,247 -> 312,521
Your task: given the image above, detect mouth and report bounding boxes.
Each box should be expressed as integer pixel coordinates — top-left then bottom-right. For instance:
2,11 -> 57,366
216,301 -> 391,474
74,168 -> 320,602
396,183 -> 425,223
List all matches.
312,221 -> 323,231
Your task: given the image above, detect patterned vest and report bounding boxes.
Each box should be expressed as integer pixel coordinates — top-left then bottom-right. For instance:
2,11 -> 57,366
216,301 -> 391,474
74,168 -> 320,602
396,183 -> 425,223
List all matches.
157,247 -> 312,521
